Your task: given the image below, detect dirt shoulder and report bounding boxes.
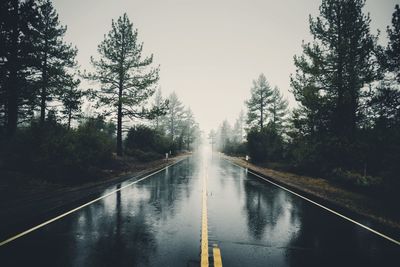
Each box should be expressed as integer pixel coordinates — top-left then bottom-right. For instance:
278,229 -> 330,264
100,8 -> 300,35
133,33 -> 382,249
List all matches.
222,154 -> 400,237
0,154 -> 190,240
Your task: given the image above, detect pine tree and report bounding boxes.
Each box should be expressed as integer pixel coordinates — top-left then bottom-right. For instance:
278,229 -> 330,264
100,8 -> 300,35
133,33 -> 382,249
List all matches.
208,129 -> 217,151
233,110 -> 245,143
383,4 -> 400,82
86,14 -> 159,156
60,78 -> 82,129
268,86 -> 288,133
372,4 -> 400,128
291,0 -> 377,141
151,88 -> 168,131
0,0 -> 38,136
179,107 -> 198,150
33,0 -> 78,124
219,120 -> 232,151
163,92 -> 184,141
246,73 -> 273,129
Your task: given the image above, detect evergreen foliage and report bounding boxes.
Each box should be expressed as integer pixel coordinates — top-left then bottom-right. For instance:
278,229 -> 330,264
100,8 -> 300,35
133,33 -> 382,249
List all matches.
0,6 -> 197,184
32,0 -> 78,123
246,73 -> 273,129
381,4 -> 400,82
86,13 -> 159,156
0,0 -> 39,136
290,0 -> 378,171
163,92 -> 185,141
268,86 -> 289,133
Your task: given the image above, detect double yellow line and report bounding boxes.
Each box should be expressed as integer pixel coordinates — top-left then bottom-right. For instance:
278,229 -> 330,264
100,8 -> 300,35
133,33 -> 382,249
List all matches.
201,165 -> 222,267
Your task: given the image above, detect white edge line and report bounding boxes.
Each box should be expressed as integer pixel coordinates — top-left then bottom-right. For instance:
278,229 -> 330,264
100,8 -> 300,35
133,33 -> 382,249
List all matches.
224,159 -> 400,246
0,159 -> 186,247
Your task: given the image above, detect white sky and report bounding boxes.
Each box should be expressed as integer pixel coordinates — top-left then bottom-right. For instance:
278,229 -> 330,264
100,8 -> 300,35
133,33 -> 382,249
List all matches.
53,0 -> 398,133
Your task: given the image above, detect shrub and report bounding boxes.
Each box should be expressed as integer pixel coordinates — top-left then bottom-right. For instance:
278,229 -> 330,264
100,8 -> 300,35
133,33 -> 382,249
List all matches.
247,127 -> 284,162
125,125 -> 172,155
70,120 -> 114,170
223,140 -> 247,156
125,148 -> 162,162
1,116 -> 114,183
331,168 -> 383,189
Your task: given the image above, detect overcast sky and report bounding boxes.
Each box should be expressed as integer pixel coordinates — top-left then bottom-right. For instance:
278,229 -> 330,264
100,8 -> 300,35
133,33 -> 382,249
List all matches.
53,0 -> 398,133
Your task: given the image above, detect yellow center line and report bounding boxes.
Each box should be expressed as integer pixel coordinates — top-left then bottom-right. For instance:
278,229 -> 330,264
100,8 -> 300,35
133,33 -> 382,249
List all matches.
201,165 -> 209,267
213,246 -> 223,267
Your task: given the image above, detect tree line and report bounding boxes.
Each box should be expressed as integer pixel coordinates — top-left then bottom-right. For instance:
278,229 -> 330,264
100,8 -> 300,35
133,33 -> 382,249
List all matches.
0,0 -> 199,182
215,0 -> 400,198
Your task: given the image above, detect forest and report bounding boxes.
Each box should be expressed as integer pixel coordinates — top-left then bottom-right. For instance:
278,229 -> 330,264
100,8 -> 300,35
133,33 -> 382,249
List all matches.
0,0 -> 200,183
215,1 -> 400,201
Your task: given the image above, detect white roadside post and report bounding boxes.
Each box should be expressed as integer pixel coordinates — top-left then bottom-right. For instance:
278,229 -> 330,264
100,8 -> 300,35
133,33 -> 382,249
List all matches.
245,155 -> 249,172
165,153 -> 169,162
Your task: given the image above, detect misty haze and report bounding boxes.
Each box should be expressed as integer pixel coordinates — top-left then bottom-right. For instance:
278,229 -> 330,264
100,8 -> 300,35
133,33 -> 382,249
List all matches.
0,0 -> 399,266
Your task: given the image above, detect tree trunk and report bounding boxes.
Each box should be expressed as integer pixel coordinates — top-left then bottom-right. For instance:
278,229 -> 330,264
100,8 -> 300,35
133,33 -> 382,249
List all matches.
116,83 -> 123,156
260,90 -> 264,129
40,50 -> 48,124
67,108 -> 72,130
7,73 -> 18,137
6,0 -> 19,137
171,117 -> 175,140
40,84 -> 46,123
335,14 -> 346,139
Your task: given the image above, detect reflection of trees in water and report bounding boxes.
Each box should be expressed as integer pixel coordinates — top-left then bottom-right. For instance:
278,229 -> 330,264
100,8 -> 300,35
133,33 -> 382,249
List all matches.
286,201 -> 398,267
225,163 -> 246,195
68,185 -> 158,267
243,178 -> 301,243
146,160 -> 195,221
244,179 -> 279,239
243,176 -> 399,267
3,160 -> 196,267
64,159 -> 199,266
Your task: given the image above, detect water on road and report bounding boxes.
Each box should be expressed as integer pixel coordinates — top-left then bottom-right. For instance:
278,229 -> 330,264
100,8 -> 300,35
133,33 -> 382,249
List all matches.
0,147 -> 398,266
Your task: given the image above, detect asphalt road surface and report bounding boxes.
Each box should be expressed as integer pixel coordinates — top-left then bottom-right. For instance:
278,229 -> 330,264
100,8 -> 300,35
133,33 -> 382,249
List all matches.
0,147 -> 398,266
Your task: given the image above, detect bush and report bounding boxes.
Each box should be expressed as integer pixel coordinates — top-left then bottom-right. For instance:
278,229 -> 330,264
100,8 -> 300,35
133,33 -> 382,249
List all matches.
247,127 -> 284,162
0,116 -> 115,183
125,125 -> 172,156
70,120 -> 114,170
331,168 -> 383,189
125,148 -> 162,162
223,140 -> 247,156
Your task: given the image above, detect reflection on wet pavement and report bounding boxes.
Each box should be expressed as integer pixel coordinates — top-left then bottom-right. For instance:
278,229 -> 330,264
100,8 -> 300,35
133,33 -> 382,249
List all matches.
0,146 -> 398,267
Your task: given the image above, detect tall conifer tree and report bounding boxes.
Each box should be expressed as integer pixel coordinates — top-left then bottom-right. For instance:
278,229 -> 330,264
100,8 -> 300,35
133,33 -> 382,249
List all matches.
0,0 -> 38,136
33,0 -> 78,124
268,86 -> 288,133
246,73 -> 273,129
86,14 -> 159,155
291,0 -> 377,141
382,4 -> 400,82
61,78 -> 82,129
163,92 -> 184,141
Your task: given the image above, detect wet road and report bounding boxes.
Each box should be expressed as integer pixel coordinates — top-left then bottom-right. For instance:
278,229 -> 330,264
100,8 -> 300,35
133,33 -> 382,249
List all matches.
0,147 -> 399,266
